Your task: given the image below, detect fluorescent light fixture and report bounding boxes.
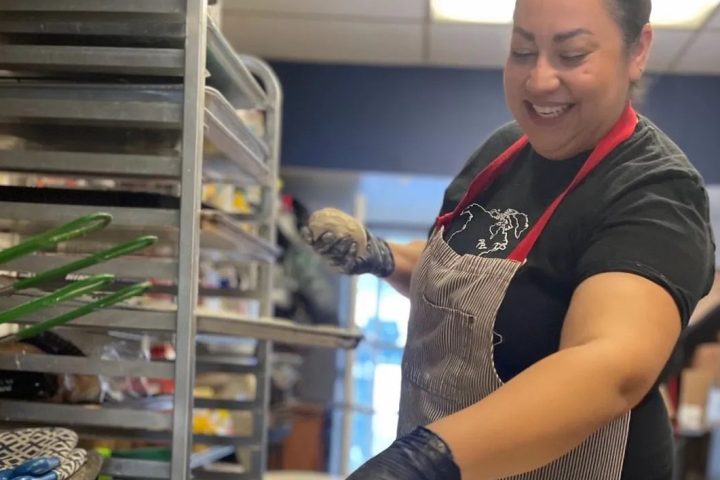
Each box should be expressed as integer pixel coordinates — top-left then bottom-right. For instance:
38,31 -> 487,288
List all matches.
652,0 -> 719,27
431,0 -> 515,25
431,0 -> 720,28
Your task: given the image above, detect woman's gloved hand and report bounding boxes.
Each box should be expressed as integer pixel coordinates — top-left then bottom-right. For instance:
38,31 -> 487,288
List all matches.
300,208 -> 395,278
347,427 -> 461,480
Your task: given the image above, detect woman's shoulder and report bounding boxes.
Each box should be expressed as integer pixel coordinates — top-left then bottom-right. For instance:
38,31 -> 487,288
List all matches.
584,116 -> 709,212
603,115 -> 705,186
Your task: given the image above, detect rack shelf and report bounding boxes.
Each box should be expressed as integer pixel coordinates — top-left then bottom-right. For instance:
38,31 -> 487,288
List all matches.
0,400 -> 173,430
0,295 -> 363,349
0,45 -> 185,76
99,446 -> 241,479
0,84 -> 270,185
204,87 -> 271,186
0,0 -> 185,14
0,15 -> 267,110
0,151 -> 182,180
196,310 -> 364,349
0,83 -> 183,127
0,352 -> 175,378
201,210 -> 279,262
206,18 -> 267,109
190,447 -> 236,469
0,207 -> 275,269
0,201 -> 178,227
0,297 -> 176,331
1,253 -> 178,282
101,458 -> 170,479
0,11 -> 186,38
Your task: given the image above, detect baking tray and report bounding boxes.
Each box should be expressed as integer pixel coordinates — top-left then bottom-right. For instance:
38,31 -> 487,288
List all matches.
0,82 -> 183,128
0,294 -> 364,349
201,210 -> 279,262
206,17 -> 267,109
0,11 -> 185,38
204,87 -> 270,186
0,186 -> 275,266
0,45 -> 185,76
0,83 -> 270,184
0,14 -> 266,109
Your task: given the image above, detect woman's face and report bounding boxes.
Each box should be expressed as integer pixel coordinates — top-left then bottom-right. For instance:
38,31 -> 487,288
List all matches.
504,0 -> 652,160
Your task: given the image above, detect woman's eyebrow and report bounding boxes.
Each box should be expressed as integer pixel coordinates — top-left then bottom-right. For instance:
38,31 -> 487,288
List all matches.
554,28 -> 594,43
512,26 -> 594,43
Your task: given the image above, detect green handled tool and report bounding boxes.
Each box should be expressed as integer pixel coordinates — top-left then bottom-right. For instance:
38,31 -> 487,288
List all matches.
0,281 -> 152,345
0,213 -> 112,265
0,235 -> 158,296
0,274 -> 115,325
0,212 -> 157,343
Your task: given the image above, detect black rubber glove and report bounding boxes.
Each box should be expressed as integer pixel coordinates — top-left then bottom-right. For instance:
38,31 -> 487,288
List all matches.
300,226 -> 395,278
347,426 -> 462,480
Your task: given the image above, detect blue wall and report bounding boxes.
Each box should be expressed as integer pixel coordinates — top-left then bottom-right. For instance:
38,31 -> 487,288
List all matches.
271,62 -> 720,183
641,75 -> 720,183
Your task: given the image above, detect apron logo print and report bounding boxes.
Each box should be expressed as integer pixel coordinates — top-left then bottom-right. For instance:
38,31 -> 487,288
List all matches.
448,204 -> 529,256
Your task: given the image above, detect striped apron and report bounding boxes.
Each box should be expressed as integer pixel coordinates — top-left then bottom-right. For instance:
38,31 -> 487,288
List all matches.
398,104 -> 639,479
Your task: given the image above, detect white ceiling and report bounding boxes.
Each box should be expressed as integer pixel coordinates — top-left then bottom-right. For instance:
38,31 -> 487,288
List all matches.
221,0 -> 720,74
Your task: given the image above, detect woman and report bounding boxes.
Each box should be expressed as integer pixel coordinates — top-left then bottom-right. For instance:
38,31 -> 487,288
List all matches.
302,0 -> 715,478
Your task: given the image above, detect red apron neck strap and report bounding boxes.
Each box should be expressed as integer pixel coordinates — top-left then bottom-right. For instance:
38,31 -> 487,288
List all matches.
508,103 -> 639,262
436,103 -> 639,262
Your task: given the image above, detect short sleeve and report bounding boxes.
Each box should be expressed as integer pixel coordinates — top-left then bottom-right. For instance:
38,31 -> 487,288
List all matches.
575,175 -> 716,326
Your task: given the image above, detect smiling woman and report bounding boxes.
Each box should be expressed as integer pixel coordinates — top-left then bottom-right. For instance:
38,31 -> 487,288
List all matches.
301,0 -> 716,479
504,0 -> 651,160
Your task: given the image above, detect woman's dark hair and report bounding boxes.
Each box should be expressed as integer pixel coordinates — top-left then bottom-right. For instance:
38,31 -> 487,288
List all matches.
606,0 -> 652,48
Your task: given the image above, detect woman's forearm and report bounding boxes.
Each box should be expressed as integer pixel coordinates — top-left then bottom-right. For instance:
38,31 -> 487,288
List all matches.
385,241 -> 426,296
429,341 -> 643,479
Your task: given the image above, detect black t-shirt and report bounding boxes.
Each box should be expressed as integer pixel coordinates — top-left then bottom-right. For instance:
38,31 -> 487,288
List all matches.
437,117 -> 715,479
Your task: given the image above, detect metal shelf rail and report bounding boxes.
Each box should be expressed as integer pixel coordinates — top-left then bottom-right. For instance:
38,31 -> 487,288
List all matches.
0,3 -> 362,480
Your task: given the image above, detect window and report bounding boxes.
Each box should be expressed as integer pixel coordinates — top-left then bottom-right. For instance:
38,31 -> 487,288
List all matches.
336,230 -> 423,473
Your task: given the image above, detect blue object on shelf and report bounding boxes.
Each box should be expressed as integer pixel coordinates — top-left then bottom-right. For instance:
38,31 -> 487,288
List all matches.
12,458 -> 60,477
14,474 -> 57,480
0,457 -> 60,480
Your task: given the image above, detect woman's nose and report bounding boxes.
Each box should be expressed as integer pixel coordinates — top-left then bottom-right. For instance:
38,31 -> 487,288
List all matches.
526,56 -> 561,95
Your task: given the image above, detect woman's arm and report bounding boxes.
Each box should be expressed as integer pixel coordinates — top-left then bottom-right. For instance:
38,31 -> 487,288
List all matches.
429,271 -> 680,479
385,241 -> 427,296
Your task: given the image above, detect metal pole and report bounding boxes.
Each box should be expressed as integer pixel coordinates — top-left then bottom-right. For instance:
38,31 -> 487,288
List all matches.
242,55 -> 282,479
171,0 -> 207,477
338,194 -> 365,476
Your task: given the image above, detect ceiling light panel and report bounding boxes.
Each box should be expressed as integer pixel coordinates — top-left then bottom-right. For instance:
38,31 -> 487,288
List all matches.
431,0 -> 720,28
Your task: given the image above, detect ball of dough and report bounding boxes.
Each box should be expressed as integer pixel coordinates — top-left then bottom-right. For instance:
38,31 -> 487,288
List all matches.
308,208 -> 368,256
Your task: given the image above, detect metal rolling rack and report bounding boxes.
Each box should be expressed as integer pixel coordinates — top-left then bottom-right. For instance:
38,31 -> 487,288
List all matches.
0,2 -> 361,479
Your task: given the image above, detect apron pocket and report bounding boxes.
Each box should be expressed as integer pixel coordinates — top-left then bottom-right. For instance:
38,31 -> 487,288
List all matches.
402,293 -> 475,397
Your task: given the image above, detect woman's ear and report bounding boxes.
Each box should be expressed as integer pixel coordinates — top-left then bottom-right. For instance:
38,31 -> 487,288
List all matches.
629,24 -> 653,83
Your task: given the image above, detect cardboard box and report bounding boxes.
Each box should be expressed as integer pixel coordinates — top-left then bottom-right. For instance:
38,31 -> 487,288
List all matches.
679,369 -> 716,432
679,342 -> 720,432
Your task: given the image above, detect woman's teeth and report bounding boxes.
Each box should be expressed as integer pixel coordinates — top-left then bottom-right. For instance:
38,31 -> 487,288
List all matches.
532,103 -> 572,119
